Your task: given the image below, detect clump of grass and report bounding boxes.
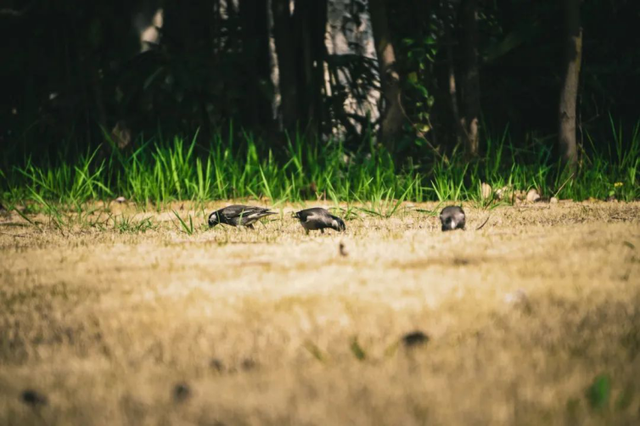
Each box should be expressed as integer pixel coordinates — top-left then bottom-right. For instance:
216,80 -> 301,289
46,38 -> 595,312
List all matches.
2,119 -> 638,210
350,337 -> 367,361
113,215 -> 156,234
172,211 -> 195,236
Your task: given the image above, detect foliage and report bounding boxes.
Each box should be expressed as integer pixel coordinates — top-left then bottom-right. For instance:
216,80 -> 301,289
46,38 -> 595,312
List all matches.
1,120 -> 637,209
2,0 -> 639,161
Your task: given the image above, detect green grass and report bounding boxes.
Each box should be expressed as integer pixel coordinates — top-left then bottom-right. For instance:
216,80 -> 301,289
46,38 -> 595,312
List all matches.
113,214 -> 156,234
1,119 -> 638,213
172,210 -> 196,235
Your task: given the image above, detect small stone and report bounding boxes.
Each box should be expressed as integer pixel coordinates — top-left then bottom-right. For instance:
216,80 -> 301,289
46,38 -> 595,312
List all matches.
550,197 -> 559,204
514,190 -> 526,201
495,186 -> 511,201
20,389 -> 48,407
481,182 -> 492,200
401,331 -> 430,348
605,195 -> 617,202
115,196 -> 126,203
173,383 -> 191,402
526,189 -> 541,203
339,241 -> 348,257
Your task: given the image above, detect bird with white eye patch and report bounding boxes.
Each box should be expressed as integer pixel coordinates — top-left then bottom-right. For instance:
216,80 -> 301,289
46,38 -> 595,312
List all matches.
439,206 -> 466,231
293,207 -> 346,235
208,205 -> 276,229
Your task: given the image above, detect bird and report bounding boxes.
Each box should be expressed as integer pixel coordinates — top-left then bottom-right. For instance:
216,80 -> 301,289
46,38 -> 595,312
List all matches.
439,206 -> 466,231
293,207 -> 346,234
208,205 -> 276,229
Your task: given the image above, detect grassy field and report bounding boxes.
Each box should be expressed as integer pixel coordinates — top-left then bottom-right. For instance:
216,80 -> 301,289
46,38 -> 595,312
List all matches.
3,119 -> 639,207
1,200 -> 639,425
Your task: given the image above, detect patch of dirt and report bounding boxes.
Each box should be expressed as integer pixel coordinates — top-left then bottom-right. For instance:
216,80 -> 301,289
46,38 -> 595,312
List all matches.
0,201 -> 639,425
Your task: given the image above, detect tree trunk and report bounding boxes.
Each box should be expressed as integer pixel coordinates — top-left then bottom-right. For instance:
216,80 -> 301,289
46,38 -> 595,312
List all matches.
558,0 -> 582,166
293,0 -> 327,136
369,0 -> 404,152
271,0 -> 328,136
163,0 -> 214,140
240,0 -> 273,130
163,0 -> 212,55
312,0 -> 329,135
444,13 -> 466,148
459,0 -> 481,157
271,0 -> 299,134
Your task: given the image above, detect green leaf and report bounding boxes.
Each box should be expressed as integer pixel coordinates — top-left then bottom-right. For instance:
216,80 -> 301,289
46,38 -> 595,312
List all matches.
350,337 -> 366,361
585,374 -> 611,410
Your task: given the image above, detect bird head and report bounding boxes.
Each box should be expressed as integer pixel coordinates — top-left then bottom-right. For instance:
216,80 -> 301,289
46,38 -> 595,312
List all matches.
440,206 -> 465,231
208,211 -> 220,227
331,216 -> 346,232
441,216 -> 458,231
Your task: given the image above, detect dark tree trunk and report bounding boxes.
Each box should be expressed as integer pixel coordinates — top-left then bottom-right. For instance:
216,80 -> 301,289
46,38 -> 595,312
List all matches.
163,0 -> 214,140
459,0 -> 481,156
240,0 -> 273,130
293,0 -> 327,136
163,0 -> 212,55
272,0 -> 327,136
311,0 -> 329,132
558,0 -> 582,166
271,0 -> 299,134
444,13 -> 466,148
369,0 -> 404,152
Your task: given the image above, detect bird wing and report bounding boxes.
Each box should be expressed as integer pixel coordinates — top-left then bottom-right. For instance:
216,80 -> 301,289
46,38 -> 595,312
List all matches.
296,208 -> 328,222
307,210 -> 336,227
222,205 -> 275,224
220,205 -> 246,217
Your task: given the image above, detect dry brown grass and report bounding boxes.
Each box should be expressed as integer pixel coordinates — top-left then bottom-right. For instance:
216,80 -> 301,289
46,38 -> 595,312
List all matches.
1,201 -> 639,425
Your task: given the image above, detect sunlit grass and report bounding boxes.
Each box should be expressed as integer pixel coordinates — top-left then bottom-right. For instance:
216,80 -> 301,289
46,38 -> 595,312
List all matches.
0,202 -> 639,424
1,119 -> 638,212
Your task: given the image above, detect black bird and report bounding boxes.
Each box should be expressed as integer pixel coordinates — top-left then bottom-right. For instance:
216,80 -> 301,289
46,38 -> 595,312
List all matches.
293,207 -> 346,234
440,206 -> 466,231
208,205 -> 276,229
